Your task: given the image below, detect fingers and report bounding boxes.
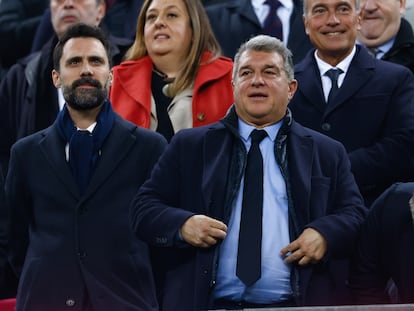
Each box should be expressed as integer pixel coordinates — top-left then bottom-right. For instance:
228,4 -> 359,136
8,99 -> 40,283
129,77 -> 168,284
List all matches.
281,228 -> 327,266
180,215 -> 227,248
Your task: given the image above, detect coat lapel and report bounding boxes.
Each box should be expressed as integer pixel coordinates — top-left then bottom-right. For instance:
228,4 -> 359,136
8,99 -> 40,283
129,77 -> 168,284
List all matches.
287,122 -> 314,229
236,0 -> 262,26
295,54 -> 326,114
82,118 -> 135,199
201,124 -> 233,220
39,124 -> 79,198
326,46 -> 376,114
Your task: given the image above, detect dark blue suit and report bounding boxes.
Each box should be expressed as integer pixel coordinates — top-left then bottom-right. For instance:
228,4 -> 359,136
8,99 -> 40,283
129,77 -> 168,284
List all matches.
131,107 -> 367,310
349,182 -> 414,304
205,0 -> 314,64
5,113 -> 166,311
289,45 -> 414,206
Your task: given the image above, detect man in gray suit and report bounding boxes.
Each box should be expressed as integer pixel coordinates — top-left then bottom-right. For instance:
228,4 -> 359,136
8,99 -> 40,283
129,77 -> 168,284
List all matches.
5,23 -> 166,311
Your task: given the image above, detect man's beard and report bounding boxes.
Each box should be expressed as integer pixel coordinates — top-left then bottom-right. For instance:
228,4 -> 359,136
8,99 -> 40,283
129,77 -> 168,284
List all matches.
62,77 -> 109,111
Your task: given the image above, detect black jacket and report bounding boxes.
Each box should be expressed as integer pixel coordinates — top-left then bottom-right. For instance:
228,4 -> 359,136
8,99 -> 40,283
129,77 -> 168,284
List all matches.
382,18 -> 414,73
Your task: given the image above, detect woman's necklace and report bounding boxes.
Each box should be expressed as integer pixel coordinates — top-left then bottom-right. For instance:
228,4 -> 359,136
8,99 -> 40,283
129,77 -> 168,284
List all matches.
152,66 -> 175,83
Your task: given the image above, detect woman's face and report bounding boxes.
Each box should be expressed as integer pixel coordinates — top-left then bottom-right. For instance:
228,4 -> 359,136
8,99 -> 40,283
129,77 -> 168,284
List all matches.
144,0 -> 192,62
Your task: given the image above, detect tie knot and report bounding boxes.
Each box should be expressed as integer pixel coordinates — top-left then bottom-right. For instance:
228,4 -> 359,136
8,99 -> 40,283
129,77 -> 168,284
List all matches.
265,0 -> 282,10
368,47 -> 380,58
250,129 -> 267,143
77,129 -> 92,136
325,68 -> 343,82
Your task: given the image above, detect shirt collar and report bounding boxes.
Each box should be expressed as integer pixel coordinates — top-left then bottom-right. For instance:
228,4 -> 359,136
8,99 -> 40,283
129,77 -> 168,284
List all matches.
314,45 -> 356,76
252,0 -> 293,11
238,117 -> 282,143
356,37 -> 395,56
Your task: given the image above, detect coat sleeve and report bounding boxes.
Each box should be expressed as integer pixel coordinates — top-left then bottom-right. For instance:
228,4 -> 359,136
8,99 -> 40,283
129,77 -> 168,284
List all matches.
347,184 -> 399,304
130,132 -> 196,248
4,142 -> 31,277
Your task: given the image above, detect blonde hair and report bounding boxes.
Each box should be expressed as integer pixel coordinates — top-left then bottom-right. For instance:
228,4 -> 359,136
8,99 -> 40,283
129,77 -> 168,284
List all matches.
125,0 -> 222,97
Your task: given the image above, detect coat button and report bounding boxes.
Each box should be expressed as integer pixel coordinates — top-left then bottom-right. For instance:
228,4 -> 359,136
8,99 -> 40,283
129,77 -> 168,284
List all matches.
65,299 -> 76,307
321,123 -> 331,132
197,113 -> 206,122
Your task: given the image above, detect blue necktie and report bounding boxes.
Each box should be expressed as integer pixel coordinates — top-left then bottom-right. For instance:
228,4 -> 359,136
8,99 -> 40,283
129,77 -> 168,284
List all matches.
325,68 -> 343,104
69,130 -> 94,194
236,129 -> 268,286
263,0 -> 283,40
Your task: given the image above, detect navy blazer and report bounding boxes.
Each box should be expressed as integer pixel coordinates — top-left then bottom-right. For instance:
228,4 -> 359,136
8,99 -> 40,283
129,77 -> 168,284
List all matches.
131,110 -> 367,310
5,114 -> 167,311
349,182 -> 414,304
205,0 -> 314,64
289,45 -> 414,206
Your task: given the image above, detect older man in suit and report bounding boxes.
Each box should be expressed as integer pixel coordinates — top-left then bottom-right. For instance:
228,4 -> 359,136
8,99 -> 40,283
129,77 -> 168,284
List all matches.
288,0 -> 414,206
205,0 -> 314,64
130,35 -> 367,310
5,24 -> 166,311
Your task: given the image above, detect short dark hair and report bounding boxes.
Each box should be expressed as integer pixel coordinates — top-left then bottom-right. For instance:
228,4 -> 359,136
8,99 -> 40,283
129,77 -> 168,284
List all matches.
53,23 -> 111,71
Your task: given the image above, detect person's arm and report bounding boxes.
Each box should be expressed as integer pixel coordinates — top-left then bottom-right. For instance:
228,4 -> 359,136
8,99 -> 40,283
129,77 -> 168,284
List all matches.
348,186 -> 395,304
282,139 -> 367,264
349,67 -> 414,193
5,143 -> 31,277
130,131 -> 226,249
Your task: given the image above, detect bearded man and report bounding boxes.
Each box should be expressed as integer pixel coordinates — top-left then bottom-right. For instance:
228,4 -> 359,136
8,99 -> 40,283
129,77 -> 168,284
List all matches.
4,24 -> 166,311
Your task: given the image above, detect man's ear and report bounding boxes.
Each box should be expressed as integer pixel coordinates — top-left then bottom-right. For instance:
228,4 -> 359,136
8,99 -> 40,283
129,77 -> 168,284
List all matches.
52,69 -> 61,88
108,71 -> 113,85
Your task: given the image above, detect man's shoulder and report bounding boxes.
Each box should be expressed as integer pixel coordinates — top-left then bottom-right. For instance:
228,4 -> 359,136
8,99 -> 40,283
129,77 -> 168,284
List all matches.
11,127 -> 50,151
113,115 -> 167,144
291,121 -> 345,149
205,0 -> 241,13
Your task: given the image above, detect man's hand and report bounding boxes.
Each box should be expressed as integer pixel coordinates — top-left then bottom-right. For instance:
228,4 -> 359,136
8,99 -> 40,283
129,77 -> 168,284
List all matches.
280,228 -> 327,265
180,215 -> 227,248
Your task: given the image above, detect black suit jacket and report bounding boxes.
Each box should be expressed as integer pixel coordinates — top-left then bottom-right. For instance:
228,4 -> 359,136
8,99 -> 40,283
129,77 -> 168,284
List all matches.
5,113 -> 166,311
205,0 -> 314,64
289,45 -> 414,206
382,18 -> 414,73
349,182 -> 414,304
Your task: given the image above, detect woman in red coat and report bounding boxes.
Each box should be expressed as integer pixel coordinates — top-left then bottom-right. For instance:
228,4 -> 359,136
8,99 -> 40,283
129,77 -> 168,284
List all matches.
110,0 -> 234,141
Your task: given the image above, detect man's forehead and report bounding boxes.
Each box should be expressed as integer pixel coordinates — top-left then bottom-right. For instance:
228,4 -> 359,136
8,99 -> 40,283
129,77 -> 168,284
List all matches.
308,0 -> 356,8
238,50 -> 283,67
62,37 -> 107,57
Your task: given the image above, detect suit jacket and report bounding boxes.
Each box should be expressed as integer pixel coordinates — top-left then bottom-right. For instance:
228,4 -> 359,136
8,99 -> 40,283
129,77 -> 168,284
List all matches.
349,182 -> 414,304
382,18 -> 414,73
5,113 -> 167,311
131,107 -> 367,310
205,0 -> 314,64
289,45 -> 414,206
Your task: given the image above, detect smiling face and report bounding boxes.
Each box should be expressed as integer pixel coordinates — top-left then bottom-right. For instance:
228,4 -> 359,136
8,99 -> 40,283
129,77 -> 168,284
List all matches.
303,0 -> 360,65
358,0 -> 404,47
52,37 -> 112,111
143,0 -> 192,63
233,50 -> 297,128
